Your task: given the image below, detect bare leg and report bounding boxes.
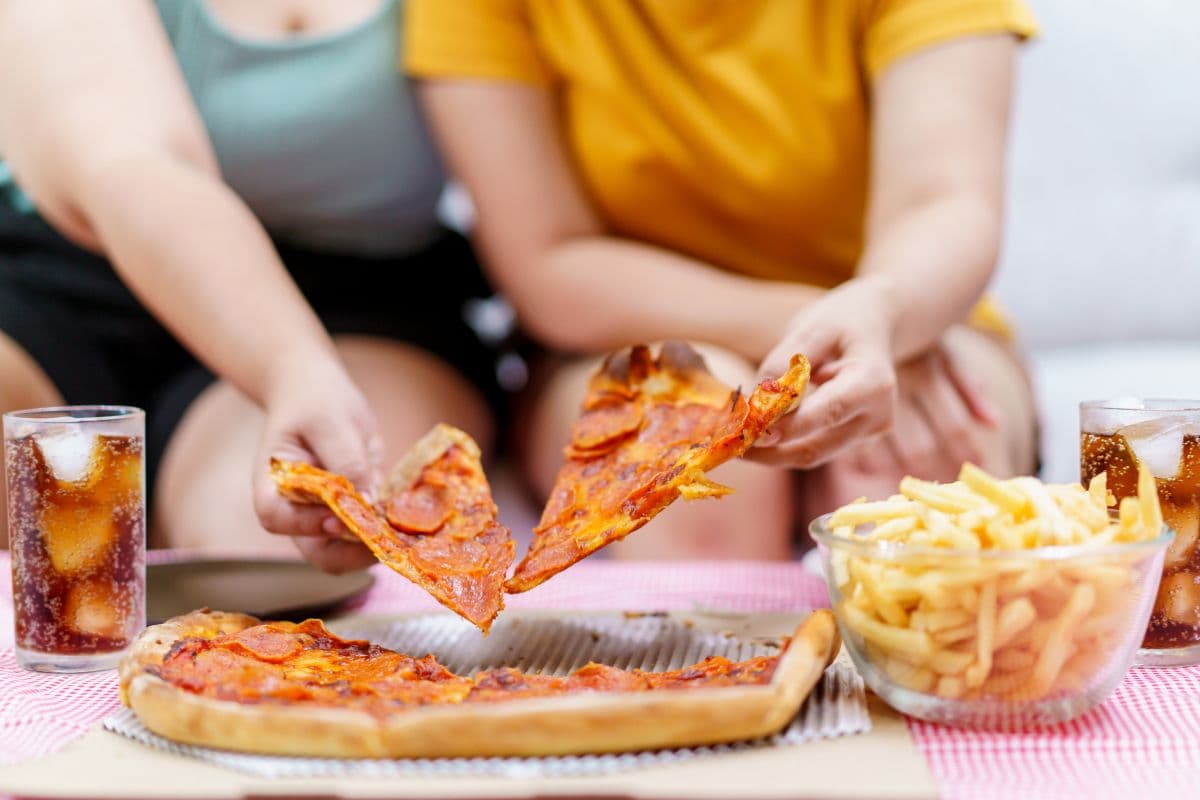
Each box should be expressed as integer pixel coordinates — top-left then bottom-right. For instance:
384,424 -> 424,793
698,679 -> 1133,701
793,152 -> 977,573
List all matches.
797,325 -> 1038,521
153,335 -> 494,554
0,332 -> 65,548
521,343 -> 793,561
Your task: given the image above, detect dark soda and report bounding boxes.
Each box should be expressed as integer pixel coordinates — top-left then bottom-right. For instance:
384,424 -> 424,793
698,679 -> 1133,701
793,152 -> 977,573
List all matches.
7,432 -> 145,659
1081,431 -> 1200,650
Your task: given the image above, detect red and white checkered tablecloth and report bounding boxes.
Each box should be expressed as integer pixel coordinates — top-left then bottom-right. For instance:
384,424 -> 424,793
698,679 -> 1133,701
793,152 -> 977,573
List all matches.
3,551 -> 1200,799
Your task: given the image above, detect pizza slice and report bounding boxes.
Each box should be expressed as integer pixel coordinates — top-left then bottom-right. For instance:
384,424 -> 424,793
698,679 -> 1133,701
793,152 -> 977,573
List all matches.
271,424 -> 513,632
506,341 -> 810,593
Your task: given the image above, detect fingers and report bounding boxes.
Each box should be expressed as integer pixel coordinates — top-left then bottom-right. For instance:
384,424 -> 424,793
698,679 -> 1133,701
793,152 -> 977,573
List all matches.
940,347 -> 1001,428
886,393 -> 942,476
749,350 -> 897,468
747,410 -> 882,468
301,416 -> 375,492
253,415 -> 372,539
252,441 -> 339,538
913,359 -> 984,471
293,536 -> 376,574
758,320 -> 841,382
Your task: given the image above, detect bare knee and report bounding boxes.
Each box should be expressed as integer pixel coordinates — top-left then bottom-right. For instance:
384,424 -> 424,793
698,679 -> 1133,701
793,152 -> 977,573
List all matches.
609,458 -> 794,561
942,327 -> 1038,477
0,332 -> 62,411
523,341 -> 756,498
797,327 -> 1040,521
156,338 -> 496,553
0,332 -> 62,549
521,341 -> 794,559
332,335 -> 494,455
689,342 -> 758,390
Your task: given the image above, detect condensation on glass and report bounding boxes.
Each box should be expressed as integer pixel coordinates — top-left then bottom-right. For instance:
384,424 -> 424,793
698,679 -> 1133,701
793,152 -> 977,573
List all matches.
1081,399 -> 1200,667
5,406 -> 146,672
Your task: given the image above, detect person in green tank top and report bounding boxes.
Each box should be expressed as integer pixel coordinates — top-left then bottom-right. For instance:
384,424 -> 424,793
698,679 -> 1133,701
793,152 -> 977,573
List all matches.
0,0 -> 501,571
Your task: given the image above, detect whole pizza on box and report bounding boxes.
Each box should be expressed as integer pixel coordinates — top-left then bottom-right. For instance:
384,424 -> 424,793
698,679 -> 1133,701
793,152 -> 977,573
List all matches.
118,608 -> 839,758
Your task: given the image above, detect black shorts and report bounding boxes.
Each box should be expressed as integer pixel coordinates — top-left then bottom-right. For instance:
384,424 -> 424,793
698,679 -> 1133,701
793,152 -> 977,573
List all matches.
0,205 -> 503,493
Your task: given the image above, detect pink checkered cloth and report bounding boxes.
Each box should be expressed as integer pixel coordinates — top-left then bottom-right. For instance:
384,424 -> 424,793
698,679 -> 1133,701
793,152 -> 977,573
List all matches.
4,552 -> 1200,799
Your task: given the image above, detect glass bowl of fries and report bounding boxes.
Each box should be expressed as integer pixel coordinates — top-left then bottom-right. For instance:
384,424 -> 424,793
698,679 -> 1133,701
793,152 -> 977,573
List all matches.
810,464 -> 1172,729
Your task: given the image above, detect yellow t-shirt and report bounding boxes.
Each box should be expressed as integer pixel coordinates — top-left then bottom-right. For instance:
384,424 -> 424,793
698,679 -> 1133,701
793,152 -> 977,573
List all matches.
406,0 -> 1035,330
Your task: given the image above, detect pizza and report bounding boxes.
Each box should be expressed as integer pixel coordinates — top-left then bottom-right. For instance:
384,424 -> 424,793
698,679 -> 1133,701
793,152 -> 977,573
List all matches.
506,342 -> 810,593
271,424 -> 513,632
119,608 -> 839,758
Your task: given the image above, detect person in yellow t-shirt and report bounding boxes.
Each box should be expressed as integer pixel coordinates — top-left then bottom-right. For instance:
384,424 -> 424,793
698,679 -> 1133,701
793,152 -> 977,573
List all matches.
407,0 -> 1040,559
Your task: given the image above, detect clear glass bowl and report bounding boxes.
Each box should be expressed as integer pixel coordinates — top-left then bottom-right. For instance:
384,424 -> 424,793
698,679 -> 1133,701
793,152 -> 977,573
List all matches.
810,514 -> 1171,729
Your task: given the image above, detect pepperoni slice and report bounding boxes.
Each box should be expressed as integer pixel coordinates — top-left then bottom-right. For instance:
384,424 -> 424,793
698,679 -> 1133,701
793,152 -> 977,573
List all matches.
386,484 -> 453,534
226,626 -> 304,663
569,400 -> 643,453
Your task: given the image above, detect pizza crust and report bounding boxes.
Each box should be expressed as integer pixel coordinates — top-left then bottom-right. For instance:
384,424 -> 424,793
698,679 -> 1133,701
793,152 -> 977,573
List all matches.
121,609 -> 840,758
377,423 -> 478,502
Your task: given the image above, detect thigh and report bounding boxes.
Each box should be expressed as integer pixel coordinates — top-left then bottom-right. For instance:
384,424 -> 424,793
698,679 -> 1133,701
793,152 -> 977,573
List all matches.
520,342 -> 763,496
0,330 -> 64,412
518,342 -> 794,560
0,266 -> 119,409
152,336 -> 495,552
0,272 -> 112,549
0,330 -> 64,549
796,325 -> 1039,519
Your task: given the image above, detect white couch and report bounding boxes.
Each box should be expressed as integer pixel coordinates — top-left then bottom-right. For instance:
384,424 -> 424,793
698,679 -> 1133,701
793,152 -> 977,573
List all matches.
993,0 -> 1200,482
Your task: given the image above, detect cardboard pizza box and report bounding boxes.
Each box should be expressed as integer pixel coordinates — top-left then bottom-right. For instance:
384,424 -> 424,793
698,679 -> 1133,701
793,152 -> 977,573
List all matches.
0,610 -> 937,799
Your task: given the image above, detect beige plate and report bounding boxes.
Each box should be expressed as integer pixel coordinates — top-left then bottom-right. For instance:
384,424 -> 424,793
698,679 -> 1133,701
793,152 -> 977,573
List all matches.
146,560 -> 374,624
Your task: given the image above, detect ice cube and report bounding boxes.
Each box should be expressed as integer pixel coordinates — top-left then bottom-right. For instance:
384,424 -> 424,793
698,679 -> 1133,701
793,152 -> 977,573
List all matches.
37,427 -> 98,483
1119,419 -> 1186,479
1156,572 -> 1200,627
65,579 -> 124,638
1164,503 -> 1200,570
1084,397 -> 1157,435
40,503 -> 117,576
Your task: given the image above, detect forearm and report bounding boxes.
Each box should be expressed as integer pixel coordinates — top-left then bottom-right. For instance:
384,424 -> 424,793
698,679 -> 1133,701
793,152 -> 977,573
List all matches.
857,188 -> 1000,362
80,155 -> 339,404
499,234 -> 821,363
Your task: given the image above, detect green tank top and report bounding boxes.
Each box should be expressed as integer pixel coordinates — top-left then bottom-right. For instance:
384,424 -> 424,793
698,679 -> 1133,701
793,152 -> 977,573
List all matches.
1,0 -> 444,257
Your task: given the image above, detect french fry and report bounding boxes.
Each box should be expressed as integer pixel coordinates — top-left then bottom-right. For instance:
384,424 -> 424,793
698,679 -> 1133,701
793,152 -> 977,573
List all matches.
870,516 -> 920,540
1137,462 -> 1164,535
1087,472 -> 1110,508
929,648 -> 975,676
993,647 -> 1036,673
883,657 -> 937,693
932,623 -> 976,646
964,580 -> 997,689
840,602 -> 933,660
959,463 -> 1028,515
830,500 -> 921,528
826,464 -> 1160,706
994,597 -> 1037,649
935,675 -> 966,699
900,477 -> 987,514
852,561 -> 908,626
1031,583 -> 1095,696
911,607 -> 972,633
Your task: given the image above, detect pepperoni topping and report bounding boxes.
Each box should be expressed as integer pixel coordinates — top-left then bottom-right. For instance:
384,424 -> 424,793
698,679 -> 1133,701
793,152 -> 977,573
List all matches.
385,484 -> 453,534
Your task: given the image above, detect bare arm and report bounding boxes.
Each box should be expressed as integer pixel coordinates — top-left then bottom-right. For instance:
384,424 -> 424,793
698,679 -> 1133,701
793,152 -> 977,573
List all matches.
754,35 -> 1018,466
0,0 -> 336,401
858,35 -> 1014,361
0,0 -> 378,567
417,81 -> 819,363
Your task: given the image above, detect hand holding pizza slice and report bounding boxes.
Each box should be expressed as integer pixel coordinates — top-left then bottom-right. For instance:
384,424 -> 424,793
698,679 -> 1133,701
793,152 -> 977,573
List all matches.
506,341 -> 810,593
271,424 -> 513,632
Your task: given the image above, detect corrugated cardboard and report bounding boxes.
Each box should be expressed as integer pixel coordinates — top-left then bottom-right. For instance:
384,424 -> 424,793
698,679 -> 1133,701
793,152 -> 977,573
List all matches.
2,610 -> 936,799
